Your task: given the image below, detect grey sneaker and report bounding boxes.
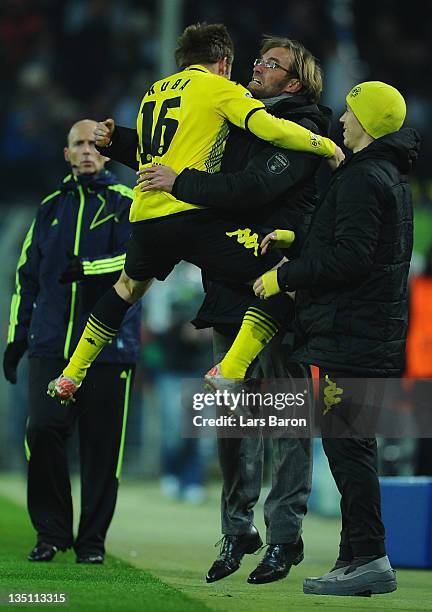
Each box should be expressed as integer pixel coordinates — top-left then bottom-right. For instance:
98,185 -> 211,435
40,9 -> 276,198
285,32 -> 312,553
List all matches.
303,555 -> 397,596
306,560 -> 350,582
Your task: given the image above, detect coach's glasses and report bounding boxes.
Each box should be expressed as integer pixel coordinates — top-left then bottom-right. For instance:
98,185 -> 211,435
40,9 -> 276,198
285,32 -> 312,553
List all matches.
253,58 -> 296,77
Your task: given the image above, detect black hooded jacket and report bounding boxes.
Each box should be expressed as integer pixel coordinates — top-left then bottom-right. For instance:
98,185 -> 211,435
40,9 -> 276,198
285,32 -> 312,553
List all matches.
174,95 -> 331,329
173,95 -> 331,252
277,128 -> 421,375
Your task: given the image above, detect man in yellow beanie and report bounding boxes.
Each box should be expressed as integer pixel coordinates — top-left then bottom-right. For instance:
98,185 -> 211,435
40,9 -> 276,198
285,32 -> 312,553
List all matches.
251,81 -> 420,596
344,81 -> 406,141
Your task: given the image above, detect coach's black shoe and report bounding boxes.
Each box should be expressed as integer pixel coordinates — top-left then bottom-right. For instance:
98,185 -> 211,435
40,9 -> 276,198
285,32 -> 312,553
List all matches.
28,542 -> 58,562
206,527 -> 263,583
76,554 -> 104,564
247,540 -> 304,584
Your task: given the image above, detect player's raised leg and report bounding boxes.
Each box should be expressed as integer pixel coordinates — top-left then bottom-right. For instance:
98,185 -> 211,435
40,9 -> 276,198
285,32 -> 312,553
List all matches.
205,293 -> 294,388
48,271 -> 151,403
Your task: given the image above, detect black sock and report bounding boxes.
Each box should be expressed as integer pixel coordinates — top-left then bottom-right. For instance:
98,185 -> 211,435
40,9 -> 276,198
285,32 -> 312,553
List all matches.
332,558 -> 351,571
92,287 -> 132,330
251,292 -> 294,328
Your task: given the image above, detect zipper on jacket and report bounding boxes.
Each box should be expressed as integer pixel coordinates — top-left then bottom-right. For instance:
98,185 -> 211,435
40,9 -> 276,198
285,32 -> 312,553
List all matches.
63,184 -> 86,359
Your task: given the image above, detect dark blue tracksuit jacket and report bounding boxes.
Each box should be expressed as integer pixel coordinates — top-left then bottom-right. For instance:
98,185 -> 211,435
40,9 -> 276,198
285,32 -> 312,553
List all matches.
8,170 -> 141,364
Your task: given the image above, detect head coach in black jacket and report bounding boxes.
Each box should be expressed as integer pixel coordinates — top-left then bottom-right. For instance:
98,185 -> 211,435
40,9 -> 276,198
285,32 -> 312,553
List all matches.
255,82 -> 421,596
139,37 -> 332,585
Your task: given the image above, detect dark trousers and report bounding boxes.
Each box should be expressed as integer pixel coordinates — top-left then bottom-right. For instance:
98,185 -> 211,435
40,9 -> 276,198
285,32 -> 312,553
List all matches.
214,330 -> 313,545
318,369 -> 386,559
26,357 -> 134,556
412,380 -> 432,475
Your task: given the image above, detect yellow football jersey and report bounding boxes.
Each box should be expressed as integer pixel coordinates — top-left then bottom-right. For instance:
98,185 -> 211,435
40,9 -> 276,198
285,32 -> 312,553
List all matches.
130,65 -> 335,222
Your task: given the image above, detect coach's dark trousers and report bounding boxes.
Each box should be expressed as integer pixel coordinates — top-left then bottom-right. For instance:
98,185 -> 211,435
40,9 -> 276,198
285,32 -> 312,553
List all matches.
26,357 -> 133,557
213,330 -> 312,545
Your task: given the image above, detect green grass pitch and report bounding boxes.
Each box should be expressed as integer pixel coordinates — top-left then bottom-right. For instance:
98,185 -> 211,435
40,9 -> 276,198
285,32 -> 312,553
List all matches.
0,494 -> 206,611
0,480 -> 431,611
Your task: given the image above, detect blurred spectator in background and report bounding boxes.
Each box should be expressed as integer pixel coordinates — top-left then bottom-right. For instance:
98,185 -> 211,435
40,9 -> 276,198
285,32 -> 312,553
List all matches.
354,0 -> 432,181
1,0 -> 48,79
405,243 -> 432,475
131,264 -> 213,492
3,119 -> 141,564
1,63 -> 79,197
157,314 -> 212,504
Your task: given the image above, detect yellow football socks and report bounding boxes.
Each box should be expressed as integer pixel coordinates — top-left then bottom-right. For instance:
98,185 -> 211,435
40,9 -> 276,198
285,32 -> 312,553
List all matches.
220,307 -> 279,379
63,314 -> 117,384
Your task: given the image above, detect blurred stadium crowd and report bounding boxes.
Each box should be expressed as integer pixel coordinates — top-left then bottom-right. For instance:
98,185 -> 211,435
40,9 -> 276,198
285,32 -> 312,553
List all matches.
1,0 -> 431,200
1,0 -> 431,507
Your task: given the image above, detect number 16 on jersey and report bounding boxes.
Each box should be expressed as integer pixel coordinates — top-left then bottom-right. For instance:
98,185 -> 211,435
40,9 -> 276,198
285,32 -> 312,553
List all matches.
138,96 -> 181,164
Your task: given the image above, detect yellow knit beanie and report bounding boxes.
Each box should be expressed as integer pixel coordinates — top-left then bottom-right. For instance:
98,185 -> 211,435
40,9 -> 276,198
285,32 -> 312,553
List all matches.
346,81 -> 406,139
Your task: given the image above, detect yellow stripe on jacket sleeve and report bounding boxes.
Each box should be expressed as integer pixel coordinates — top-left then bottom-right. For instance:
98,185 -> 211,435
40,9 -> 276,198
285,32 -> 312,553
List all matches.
82,254 -> 126,276
7,221 -> 36,343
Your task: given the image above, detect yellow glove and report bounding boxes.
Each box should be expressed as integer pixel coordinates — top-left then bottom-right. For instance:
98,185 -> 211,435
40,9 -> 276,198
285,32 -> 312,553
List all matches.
253,269 -> 281,299
260,229 -> 295,255
272,229 -> 295,248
